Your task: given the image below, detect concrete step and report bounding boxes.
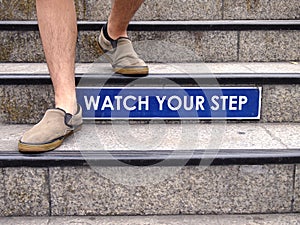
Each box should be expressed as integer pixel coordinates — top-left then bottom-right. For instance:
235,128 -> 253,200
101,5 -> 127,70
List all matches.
1,123 -> 300,163
0,123 -> 299,216
0,62 -> 299,123
1,214 -> 300,225
1,0 -> 299,21
0,20 -> 299,63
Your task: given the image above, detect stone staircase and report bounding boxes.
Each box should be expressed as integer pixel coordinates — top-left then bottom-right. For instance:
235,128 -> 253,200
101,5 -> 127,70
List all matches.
0,0 -> 299,221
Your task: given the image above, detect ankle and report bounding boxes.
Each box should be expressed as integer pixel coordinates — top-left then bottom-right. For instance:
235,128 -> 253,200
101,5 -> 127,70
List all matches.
55,101 -> 77,115
106,22 -> 128,40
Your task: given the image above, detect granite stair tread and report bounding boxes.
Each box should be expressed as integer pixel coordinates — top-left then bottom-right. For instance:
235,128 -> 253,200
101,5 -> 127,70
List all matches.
0,122 -> 299,167
1,123 -> 299,152
0,214 -> 300,225
1,62 -> 299,75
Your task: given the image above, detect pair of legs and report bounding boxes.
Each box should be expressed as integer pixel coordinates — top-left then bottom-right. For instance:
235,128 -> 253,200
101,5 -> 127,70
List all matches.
37,0 -> 144,115
18,0 -> 146,152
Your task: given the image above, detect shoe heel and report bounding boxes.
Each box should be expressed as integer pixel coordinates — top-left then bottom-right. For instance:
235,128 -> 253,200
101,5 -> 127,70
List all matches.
97,41 -> 114,64
74,124 -> 83,133
97,41 -> 105,55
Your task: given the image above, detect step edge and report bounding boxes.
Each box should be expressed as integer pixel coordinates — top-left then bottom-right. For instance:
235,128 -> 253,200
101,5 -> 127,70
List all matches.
1,20 -> 300,25
0,149 -> 300,167
0,20 -> 299,31
1,73 -> 299,85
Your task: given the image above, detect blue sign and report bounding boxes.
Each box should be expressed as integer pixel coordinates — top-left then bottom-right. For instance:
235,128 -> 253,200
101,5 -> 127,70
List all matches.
76,87 -> 262,119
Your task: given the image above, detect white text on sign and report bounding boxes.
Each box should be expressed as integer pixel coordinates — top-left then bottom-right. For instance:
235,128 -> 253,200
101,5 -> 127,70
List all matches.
84,95 -> 248,111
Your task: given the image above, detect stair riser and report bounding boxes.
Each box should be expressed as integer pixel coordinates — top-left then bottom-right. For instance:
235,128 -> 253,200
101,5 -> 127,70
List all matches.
1,84 -> 299,123
1,0 -> 299,21
0,164 -> 297,216
0,30 -> 299,63
0,85 -> 54,124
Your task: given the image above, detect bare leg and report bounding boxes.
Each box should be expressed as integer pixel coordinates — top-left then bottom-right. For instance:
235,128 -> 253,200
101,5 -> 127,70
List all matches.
108,0 -> 144,39
36,0 -> 77,114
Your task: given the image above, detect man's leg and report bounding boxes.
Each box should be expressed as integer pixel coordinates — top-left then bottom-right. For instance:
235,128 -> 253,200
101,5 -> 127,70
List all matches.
18,0 -> 82,153
108,0 -> 144,40
98,0 -> 148,75
36,0 -> 77,114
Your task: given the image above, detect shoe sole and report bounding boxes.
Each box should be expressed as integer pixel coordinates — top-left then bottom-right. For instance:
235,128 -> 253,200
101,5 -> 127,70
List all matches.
97,42 -> 149,76
18,125 -> 82,154
113,66 -> 149,76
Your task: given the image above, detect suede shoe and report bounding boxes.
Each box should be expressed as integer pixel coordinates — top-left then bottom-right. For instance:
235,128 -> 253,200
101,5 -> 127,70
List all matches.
18,104 -> 83,153
98,27 -> 149,76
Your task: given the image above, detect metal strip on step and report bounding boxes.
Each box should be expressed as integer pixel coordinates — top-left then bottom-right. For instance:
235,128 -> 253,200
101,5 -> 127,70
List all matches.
0,20 -> 299,31
1,73 -> 300,85
0,149 -> 300,167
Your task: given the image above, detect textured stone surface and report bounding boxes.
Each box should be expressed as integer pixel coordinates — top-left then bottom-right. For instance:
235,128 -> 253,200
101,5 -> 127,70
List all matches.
50,165 -> 293,216
48,214 -> 300,225
0,0 -> 107,21
0,0 -> 36,20
261,85 -> 300,123
57,123 -> 285,151
1,62 -> 299,75
0,31 -> 83,63
74,0 -> 111,21
0,0 -> 222,21
224,0 -> 300,20
0,30 -> 238,63
133,0 -> 222,21
236,62 -> 300,74
0,168 -> 49,216
80,0 -> 222,21
78,31 -> 238,63
0,123 -> 31,151
50,167 -> 146,216
0,85 -> 54,124
0,31 -> 45,62
2,0 -> 300,21
263,124 -> 300,149
2,30 -> 300,63
294,165 -> 300,212
142,165 -> 293,215
1,123 -> 296,152
2,214 -> 300,225
77,31 -> 103,63
0,217 -> 48,225
239,31 -> 300,62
